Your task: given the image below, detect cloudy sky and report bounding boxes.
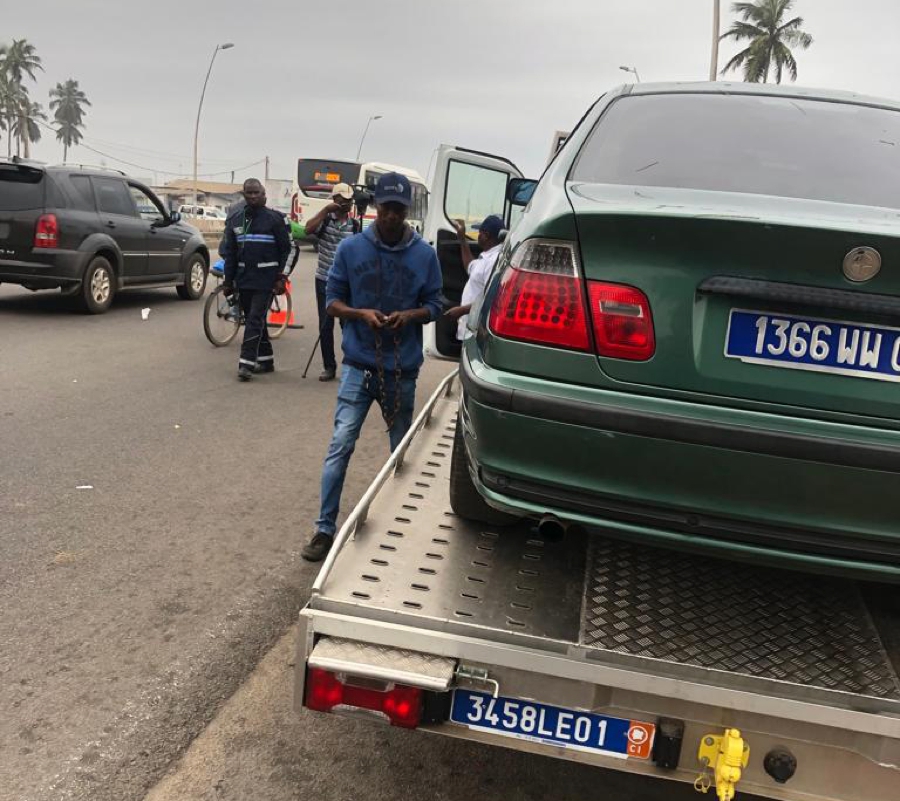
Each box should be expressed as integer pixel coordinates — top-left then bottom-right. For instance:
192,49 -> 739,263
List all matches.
5,0 -> 899,186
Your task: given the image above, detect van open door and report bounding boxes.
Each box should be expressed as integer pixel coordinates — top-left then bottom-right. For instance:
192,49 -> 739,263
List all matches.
423,145 -> 523,361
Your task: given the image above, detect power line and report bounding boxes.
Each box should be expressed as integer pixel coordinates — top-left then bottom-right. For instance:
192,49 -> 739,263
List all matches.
33,119 -> 265,178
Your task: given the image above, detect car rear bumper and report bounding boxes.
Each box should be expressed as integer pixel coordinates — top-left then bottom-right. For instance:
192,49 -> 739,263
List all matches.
461,349 -> 900,582
0,251 -> 86,287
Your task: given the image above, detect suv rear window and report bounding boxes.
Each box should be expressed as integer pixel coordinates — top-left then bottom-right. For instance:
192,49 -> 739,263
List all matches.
0,165 -> 44,211
571,93 -> 900,210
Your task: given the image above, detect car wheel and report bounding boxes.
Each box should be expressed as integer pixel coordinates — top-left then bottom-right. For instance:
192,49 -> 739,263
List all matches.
77,256 -> 115,314
176,253 -> 207,300
449,416 -> 517,525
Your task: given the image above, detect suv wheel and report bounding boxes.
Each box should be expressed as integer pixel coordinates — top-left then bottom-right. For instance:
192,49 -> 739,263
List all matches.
78,256 -> 115,314
176,254 -> 207,300
449,416 -> 517,525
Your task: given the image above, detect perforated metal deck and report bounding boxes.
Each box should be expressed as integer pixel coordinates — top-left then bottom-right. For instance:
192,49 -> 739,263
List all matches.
314,386 -> 900,711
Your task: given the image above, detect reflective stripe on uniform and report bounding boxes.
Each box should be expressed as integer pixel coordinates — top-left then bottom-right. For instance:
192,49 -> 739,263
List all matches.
257,354 -> 274,362
256,261 -> 279,268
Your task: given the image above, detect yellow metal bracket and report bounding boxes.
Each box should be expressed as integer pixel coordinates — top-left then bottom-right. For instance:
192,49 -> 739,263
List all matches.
694,728 -> 750,801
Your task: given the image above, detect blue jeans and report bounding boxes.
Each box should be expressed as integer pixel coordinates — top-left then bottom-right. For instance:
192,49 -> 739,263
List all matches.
316,365 -> 417,536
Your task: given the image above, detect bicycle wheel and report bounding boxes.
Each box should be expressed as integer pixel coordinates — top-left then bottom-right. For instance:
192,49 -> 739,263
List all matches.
203,286 -> 241,346
269,290 -> 292,340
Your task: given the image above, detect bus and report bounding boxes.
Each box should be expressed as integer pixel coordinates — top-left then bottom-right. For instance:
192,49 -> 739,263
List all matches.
290,158 -> 428,238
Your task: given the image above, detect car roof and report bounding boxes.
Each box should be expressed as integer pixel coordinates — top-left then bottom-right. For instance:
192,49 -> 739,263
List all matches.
622,81 -> 900,111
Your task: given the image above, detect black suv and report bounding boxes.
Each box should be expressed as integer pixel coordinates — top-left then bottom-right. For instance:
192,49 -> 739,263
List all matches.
0,160 -> 209,313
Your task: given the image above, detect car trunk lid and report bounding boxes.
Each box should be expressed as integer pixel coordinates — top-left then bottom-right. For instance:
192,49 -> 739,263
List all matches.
569,183 -> 900,422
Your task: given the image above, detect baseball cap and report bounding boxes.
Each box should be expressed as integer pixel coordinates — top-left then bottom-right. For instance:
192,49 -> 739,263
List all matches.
478,214 -> 504,239
374,172 -> 412,207
332,182 -> 354,200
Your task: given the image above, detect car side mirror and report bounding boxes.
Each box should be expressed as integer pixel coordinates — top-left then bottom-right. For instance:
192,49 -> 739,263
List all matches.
508,178 -> 538,207
169,211 -> 182,224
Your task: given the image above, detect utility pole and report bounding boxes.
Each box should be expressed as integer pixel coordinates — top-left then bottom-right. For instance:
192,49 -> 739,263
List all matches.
264,155 -> 269,182
710,0 -> 721,82
230,170 -> 235,184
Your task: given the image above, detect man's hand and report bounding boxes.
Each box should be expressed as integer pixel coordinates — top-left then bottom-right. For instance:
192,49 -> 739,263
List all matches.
451,219 -> 466,239
325,201 -> 348,214
273,276 -> 288,296
222,282 -> 234,297
444,306 -> 467,321
357,309 -> 387,329
385,309 -> 429,329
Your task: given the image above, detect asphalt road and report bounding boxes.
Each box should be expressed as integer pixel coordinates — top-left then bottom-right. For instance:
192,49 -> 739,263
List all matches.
0,251 -> 766,801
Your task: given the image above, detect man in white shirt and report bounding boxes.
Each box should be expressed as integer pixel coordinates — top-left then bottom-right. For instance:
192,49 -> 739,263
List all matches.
445,214 -> 504,340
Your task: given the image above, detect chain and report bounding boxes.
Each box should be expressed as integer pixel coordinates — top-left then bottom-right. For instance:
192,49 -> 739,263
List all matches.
373,330 -> 403,432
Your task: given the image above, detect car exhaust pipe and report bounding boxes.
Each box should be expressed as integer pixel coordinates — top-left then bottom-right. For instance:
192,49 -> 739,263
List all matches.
537,515 -> 568,540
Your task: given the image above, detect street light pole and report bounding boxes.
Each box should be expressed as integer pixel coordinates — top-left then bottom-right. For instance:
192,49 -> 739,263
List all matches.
619,65 -> 641,83
710,0 -> 721,81
355,115 -> 382,161
193,42 -> 234,204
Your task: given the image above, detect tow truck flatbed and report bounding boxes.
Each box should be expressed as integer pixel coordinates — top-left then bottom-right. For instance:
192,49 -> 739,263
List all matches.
297,372 -> 900,801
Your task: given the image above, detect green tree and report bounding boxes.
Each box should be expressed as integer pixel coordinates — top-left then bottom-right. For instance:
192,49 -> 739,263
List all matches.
720,0 -> 813,84
0,39 -> 43,158
13,98 -> 46,158
49,79 -> 91,162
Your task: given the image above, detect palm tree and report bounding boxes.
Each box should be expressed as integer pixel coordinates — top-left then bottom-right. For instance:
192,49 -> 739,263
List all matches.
0,70 -> 12,158
49,79 -> 91,162
720,0 -> 813,84
0,39 -> 43,158
13,98 -> 46,158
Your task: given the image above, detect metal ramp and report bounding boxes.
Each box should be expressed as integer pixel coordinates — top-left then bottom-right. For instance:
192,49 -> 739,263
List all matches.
313,380 -> 900,715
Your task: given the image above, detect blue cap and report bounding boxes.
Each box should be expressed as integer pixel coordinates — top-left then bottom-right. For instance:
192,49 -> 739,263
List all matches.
478,214 -> 504,239
374,172 -> 412,207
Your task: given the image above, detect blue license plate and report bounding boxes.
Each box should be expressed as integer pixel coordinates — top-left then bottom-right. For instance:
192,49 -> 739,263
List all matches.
449,690 -> 655,759
725,309 -> 900,383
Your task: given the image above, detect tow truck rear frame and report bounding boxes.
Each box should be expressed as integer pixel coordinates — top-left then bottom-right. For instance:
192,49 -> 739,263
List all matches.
296,371 -> 900,801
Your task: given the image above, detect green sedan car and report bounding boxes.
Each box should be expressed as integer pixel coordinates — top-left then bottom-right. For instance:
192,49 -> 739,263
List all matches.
425,83 -> 900,583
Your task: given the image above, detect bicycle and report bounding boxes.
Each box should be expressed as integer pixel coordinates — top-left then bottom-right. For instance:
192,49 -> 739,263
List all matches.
203,241 -> 301,347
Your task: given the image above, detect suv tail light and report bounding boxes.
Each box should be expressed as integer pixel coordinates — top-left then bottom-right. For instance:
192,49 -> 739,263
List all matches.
488,240 -> 590,351
34,214 -> 59,249
588,281 -> 655,360
305,668 -> 423,729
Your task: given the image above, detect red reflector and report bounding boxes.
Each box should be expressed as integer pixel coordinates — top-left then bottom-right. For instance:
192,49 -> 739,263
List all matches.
489,267 -> 589,351
588,281 -> 655,360
305,668 -> 423,729
34,214 -> 59,249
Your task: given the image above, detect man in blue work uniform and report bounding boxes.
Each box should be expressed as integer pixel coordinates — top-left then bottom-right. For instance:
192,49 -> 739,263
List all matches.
221,178 -> 292,381
301,172 -> 443,561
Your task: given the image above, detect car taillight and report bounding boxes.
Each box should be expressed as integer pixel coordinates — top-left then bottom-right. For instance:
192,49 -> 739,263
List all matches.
290,193 -> 299,221
587,281 -> 655,361
488,239 -> 589,351
305,668 -> 423,729
34,214 -> 59,249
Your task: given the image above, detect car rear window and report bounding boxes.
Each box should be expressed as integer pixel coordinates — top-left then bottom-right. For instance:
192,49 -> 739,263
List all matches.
571,93 -> 900,210
0,164 -> 44,211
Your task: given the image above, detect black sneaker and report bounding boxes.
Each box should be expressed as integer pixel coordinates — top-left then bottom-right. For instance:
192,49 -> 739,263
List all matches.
302,531 -> 333,562
318,368 -> 336,382
238,365 -> 253,381
253,362 -> 275,374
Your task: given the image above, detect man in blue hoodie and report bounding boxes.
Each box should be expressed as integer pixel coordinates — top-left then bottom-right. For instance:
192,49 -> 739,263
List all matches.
302,172 -> 443,562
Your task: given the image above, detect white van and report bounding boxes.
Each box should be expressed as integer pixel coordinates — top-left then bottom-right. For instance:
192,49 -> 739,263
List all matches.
290,159 -> 428,236
178,204 -> 226,220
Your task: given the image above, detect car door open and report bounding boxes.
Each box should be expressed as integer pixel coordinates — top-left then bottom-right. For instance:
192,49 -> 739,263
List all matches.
423,145 -> 523,361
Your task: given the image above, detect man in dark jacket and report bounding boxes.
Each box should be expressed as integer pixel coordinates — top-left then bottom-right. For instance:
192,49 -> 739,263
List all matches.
220,178 -> 292,381
302,172 -> 443,561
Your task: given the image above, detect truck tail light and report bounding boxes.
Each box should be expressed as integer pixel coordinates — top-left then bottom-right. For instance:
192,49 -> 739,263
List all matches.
34,214 -> 59,248
488,240 -> 589,351
290,193 -> 299,222
305,668 -> 423,729
587,281 -> 655,361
